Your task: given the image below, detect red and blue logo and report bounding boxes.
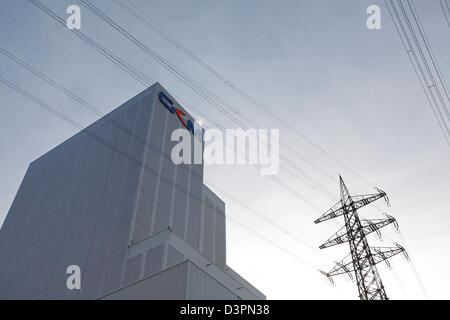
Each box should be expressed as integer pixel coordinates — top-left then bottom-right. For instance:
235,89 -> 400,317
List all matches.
159,91 -> 195,135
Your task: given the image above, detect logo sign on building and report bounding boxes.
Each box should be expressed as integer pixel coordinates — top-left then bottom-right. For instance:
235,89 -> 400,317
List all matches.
159,91 -> 195,135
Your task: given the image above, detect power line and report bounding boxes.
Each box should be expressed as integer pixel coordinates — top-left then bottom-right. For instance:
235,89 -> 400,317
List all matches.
117,0 -> 378,190
113,0 -> 412,220
76,0 -> 342,202
0,46 -> 334,264
83,0 -> 361,199
30,1 -> 392,251
76,0 -> 410,239
408,0 -> 450,118
6,0 -> 418,298
399,0 -> 450,133
27,0 -> 339,215
24,0 -> 419,296
385,0 -> 450,145
0,75 -> 322,272
440,0 -> 450,29
26,0 -> 405,259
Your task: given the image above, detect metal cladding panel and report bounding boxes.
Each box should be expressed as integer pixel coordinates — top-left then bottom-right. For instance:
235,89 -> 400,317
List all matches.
152,179 -> 173,234
167,245 -> 184,268
186,198 -> 202,250
79,262 -> 104,300
134,192 -> 154,231
214,209 -> 227,269
175,163 -> 191,191
186,262 -> 238,300
131,85 -> 164,242
123,254 -> 143,286
203,198 -> 215,262
31,257 -> 57,297
144,244 -> 164,277
201,186 -> 226,269
102,261 -> 189,300
99,254 -> 125,297
141,170 -> 158,198
131,221 -> 147,244
171,188 -> 188,239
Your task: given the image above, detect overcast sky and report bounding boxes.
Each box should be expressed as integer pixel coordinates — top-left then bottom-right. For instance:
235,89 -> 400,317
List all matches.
0,0 -> 449,299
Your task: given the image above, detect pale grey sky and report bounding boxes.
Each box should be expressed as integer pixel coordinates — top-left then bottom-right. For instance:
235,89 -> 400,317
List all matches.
0,0 -> 449,299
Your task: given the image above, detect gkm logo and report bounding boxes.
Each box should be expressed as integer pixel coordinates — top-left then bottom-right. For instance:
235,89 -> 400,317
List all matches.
159,91 -> 195,135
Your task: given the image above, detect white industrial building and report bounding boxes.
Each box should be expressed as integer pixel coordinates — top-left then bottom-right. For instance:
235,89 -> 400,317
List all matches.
0,83 -> 265,300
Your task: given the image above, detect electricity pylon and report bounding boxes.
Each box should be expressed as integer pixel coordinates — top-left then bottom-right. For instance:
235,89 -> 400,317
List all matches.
315,176 -> 409,300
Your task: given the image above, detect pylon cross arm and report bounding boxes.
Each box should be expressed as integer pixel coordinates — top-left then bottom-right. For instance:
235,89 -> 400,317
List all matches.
371,245 -> 407,265
314,191 -> 387,224
325,246 -> 406,277
319,217 -> 397,249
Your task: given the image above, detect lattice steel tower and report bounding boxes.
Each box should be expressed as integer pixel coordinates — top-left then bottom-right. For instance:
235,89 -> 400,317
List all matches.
315,176 -> 409,300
